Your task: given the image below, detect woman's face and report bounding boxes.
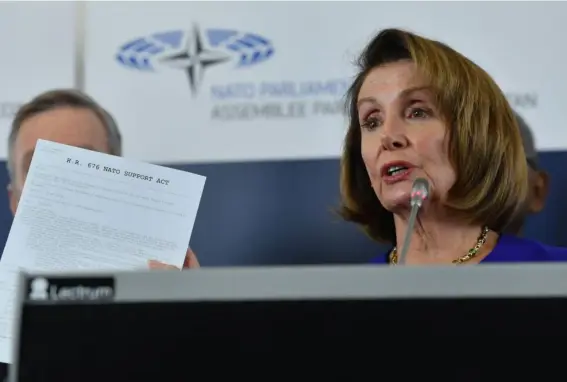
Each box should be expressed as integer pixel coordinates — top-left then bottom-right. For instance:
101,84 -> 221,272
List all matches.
357,60 -> 456,212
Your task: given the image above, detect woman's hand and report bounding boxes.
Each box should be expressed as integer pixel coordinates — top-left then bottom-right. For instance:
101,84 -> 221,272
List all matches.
147,248 -> 200,270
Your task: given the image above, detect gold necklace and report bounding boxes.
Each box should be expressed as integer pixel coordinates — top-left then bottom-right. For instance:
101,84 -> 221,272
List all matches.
389,226 -> 490,265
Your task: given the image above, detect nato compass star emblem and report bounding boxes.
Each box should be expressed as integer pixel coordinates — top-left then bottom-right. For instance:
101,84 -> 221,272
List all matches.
115,24 -> 275,96
160,25 -> 230,96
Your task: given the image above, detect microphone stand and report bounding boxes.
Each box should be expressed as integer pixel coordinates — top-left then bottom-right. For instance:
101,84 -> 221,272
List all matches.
397,203 -> 420,265
397,179 -> 429,265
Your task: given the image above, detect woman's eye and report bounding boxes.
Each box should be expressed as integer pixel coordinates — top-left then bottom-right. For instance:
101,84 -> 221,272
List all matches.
361,116 -> 380,130
409,108 -> 429,119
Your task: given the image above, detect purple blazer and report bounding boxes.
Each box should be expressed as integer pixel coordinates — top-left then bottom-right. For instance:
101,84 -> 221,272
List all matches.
371,234 -> 567,264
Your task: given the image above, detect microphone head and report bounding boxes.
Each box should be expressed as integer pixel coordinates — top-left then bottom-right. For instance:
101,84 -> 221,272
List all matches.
410,178 -> 430,207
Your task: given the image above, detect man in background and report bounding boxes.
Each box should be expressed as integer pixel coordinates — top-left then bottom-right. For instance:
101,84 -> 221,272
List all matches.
7,89 -> 122,214
505,112 -> 550,235
6,88 -> 198,265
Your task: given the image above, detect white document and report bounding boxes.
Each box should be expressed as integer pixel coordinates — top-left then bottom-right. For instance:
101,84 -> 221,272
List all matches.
0,139 -> 207,363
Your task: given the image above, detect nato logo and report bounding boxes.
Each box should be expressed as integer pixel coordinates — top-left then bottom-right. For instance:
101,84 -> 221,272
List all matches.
115,24 -> 275,95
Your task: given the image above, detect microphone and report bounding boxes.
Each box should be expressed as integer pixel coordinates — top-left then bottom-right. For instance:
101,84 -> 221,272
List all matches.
397,178 -> 430,265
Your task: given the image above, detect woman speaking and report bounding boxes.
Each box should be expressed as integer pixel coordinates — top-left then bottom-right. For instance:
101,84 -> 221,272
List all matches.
339,28 -> 567,265
151,28 -> 567,269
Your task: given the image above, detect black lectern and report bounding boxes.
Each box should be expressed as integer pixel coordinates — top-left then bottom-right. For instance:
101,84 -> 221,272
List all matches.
9,264 -> 567,381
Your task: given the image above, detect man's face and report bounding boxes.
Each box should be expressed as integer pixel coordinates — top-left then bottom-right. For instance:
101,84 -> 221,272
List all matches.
506,165 -> 550,235
526,166 -> 549,215
8,106 -> 110,215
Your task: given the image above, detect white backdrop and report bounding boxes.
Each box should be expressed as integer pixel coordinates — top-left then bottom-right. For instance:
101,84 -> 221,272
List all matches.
83,1 -> 567,164
0,2 -> 76,157
0,2 -> 564,163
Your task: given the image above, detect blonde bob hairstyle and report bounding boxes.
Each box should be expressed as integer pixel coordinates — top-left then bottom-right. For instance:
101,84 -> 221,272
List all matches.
339,28 -> 528,245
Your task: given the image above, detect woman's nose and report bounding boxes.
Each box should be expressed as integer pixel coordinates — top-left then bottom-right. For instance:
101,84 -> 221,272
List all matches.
380,117 -> 409,151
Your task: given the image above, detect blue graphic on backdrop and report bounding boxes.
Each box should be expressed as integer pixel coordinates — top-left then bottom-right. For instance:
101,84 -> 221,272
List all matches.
116,24 -> 275,95
115,24 -> 350,121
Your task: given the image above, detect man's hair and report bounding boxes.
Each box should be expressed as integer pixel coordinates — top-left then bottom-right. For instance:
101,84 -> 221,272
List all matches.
339,28 -> 528,244
7,89 -> 122,182
514,111 -> 539,170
